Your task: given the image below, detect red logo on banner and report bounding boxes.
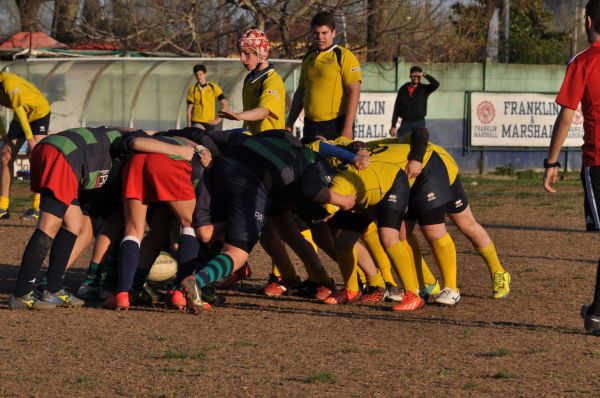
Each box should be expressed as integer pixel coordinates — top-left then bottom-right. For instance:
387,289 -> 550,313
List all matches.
573,103 -> 583,125
477,101 -> 495,124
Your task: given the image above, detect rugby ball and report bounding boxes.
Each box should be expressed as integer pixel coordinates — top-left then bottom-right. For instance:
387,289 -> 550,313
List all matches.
147,251 -> 178,282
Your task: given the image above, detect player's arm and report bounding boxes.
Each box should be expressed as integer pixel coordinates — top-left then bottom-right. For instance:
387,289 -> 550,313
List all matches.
543,106 -> 574,193
312,187 -> 355,211
219,107 -> 269,122
186,104 -> 193,127
342,81 -> 360,140
390,90 -> 402,137
129,136 -> 196,161
405,127 -> 429,179
14,106 -> 36,149
286,86 -> 305,132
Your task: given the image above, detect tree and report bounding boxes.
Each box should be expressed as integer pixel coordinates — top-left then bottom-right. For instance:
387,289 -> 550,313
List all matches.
51,0 -> 79,44
15,0 -> 44,32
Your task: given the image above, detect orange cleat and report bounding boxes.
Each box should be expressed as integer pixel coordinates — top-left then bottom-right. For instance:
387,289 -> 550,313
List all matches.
323,288 -> 362,305
391,290 -> 425,311
102,291 -> 130,310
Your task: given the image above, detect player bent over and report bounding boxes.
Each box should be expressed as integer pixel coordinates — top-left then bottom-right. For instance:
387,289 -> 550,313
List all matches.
8,127 -> 196,310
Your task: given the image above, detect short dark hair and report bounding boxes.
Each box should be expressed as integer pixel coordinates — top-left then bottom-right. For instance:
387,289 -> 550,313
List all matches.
410,66 -> 422,74
586,0 -> 600,31
193,64 -> 206,74
311,11 -> 336,30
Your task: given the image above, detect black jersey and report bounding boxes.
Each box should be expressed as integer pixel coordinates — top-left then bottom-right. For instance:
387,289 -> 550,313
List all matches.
38,126 -> 147,190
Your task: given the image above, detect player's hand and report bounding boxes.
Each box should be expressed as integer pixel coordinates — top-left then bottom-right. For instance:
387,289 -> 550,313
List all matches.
285,126 -> 293,133
180,146 -> 196,162
405,160 -> 423,179
352,154 -> 369,170
389,127 -> 397,137
543,167 -> 559,193
218,111 -> 241,121
338,194 -> 356,211
198,146 -> 212,168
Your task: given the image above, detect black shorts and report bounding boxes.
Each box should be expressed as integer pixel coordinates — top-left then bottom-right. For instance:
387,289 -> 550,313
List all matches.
582,166 -> 600,231
327,211 -> 372,233
376,169 -> 410,230
445,175 -> 469,214
79,182 -> 122,220
193,169 -> 219,228
409,151 -> 453,212
7,112 -> 51,141
40,191 -> 78,219
405,204 -> 446,225
210,157 -> 269,252
301,115 -> 349,144
192,122 -> 215,132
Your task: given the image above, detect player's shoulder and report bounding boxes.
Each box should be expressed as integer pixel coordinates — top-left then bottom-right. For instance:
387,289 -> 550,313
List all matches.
567,45 -> 600,66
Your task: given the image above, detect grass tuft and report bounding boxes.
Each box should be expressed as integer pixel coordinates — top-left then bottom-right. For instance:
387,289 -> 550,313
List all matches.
485,348 -> 512,357
302,372 -> 336,384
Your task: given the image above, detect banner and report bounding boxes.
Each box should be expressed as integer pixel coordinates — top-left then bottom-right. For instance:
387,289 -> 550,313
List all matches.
470,92 -> 584,147
292,92 -> 396,142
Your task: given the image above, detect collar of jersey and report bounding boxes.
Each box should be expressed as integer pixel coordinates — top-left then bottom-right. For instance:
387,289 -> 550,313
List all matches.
317,44 -> 338,54
248,64 -> 274,84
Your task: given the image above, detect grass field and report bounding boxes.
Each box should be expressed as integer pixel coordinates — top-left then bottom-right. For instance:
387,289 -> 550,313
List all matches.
1,176 -> 599,397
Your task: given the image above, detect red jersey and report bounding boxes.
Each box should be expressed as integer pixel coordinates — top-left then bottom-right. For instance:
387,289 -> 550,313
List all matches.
556,41 -> 600,166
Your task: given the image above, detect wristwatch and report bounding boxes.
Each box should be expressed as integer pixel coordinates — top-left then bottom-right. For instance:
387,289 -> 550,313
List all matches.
543,158 -> 561,168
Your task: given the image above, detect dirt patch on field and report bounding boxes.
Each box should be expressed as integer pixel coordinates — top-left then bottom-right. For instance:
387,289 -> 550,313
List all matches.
1,179 -> 600,397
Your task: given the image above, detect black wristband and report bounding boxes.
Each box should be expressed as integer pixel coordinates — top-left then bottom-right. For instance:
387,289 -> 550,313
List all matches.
543,158 -> 561,168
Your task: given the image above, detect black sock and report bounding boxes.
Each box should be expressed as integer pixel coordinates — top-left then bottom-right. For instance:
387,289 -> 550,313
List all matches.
116,239 -> 140,293
175,234 -> 200,284
132,267 -> 150,293
46,228 -> 77,293
14,229 -> 53,297
194,253 -> 234,288
590,259 -> 600,317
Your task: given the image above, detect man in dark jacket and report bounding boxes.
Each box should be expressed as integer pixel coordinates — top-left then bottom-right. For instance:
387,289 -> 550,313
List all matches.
389,66 -> 439,138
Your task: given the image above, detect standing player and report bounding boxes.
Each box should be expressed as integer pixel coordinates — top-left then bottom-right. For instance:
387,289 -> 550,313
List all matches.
286,11 -> 362,143
543,0 -> 600,335
0,72 -> 51,220
219,29 -> 286,135
186,64 -> 229,131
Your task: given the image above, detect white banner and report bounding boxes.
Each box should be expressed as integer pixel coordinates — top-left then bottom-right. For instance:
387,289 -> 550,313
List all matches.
292,92 -> 396,142
470,92 -> 584,147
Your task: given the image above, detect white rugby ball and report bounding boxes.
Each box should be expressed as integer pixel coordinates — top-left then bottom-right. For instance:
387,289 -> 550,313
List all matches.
147,251 -> 178,282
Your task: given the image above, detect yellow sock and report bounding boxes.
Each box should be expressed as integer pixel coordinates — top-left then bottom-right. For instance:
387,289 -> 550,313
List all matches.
477,241 -> 505,275
301,229 -> 319,280
357,267 -> 366,286
335,247 -> 360,292
431,233 -> 457,290
362,222 -> 396,286
403,237 -> 437,287
385,241 -> 419,294
271,261 -> 298,280
366,271 -> 386,289
31,193 -> 40,211
0,195 -> 9,210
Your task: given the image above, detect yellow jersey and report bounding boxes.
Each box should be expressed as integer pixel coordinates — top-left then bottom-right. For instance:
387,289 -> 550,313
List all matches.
186,81 -> 225,123
323,141 -> 459,214
242,65 -> 286,135
300,45 -> 362,122
0,72 -> 50,121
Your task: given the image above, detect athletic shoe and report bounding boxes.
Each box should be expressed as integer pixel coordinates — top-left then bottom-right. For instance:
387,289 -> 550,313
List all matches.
76,284 -> 100,300
581,304 -> 600,334
8,291 -> 57,310
391,290 -> 425,311
167,289 -> 187,311
314,278 -> 337,301
492,271 -> 511,299
41,289 -> 84,307
263,274 -> 299,297
384,283 -> 404,302
323,288 -> 362,305
20,208 -> 39,221
102,291 -> 130,310
180,276 -> 211,314
98,287 -> 114,300
419,280 -> 441,301
215,262 -> 252,289
434,287 -> 461,305
131,283 -> 160,306
361,286 -> 387,303
201,285 -> 225,305
0,208 -> 9,220
292,280 -> 319,298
